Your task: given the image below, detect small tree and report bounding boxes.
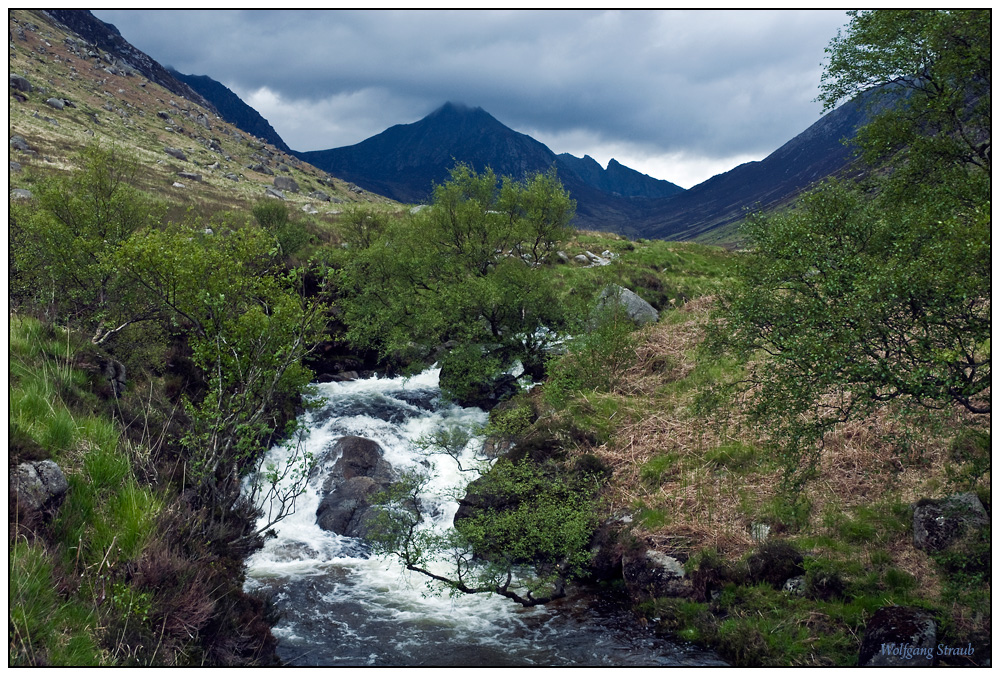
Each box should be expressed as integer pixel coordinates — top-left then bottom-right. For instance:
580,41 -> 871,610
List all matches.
368,456 -> 602,607
10,143 -> 166,342
115,225 -> 329,524
706,9 -> 990,476
337,164 -> 577,401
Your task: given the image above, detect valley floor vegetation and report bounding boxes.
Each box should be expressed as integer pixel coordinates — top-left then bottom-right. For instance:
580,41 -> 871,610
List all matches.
9,8 -> 989,668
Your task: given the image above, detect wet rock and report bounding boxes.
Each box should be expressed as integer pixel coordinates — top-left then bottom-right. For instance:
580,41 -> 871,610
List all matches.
312,436 -> 396,492
912,492 -> 989,553
314,437 -> 398,539
316,476 -> 382,538
858,606 -> 937,666
393,389 -> 439,412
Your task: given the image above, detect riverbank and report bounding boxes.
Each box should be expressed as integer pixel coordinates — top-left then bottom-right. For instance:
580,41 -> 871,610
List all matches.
524,296 -> 991,666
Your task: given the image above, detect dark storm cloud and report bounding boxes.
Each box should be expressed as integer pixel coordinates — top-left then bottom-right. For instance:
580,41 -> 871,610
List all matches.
93,9 -> 849,187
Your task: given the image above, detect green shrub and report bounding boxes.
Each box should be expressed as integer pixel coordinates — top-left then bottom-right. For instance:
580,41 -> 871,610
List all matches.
946,428 -> 991,489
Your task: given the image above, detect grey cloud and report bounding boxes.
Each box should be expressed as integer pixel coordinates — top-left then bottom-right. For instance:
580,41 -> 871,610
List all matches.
94,9 -> 848,167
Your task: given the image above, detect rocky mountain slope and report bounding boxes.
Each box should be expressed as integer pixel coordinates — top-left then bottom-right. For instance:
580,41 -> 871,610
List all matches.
8,9 -> 388,217
168,68 -> 293,154
11,8 -> 871,242
630,91 -> 873,242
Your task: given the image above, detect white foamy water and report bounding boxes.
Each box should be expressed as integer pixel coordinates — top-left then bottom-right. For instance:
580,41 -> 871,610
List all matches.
244,368 -> 724,666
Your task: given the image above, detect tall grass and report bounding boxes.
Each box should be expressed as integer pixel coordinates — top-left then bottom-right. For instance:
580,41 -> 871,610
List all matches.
9,540 -> 102,666
9,315 -> 164,664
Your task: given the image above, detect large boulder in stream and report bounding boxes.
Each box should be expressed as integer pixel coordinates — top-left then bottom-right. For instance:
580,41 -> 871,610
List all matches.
314,436 -> 397,539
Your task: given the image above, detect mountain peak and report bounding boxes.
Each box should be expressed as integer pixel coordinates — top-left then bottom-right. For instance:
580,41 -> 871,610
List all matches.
429,101 -> 483,117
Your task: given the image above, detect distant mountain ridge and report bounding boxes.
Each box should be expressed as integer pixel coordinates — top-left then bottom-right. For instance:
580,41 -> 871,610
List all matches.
168,69 -> 293,153
295,102 -> 685,230
39,9 -> 874,242
633,89 -> 876,241
296,98 -> 869,239
557,154 -> 684,199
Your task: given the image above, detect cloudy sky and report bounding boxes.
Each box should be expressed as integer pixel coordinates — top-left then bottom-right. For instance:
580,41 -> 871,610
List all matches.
94,9 -> 850,189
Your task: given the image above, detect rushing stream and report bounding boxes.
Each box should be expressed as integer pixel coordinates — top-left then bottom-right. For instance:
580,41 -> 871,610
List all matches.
244,368 -> 724,666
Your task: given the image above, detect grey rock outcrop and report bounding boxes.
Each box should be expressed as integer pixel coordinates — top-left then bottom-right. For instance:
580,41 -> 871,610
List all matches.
10,134 -> 33,152
177,171 -> 202,182
163,146 -> 187,161
9,73 -> 32,92
102,358 -> 126,397
912,492 -> 989,553
597,284 -> 659,325
11,460 -> 70,514
858,606 -> 937,666
45,97 -> 65,110
265,187 -> 285,200
273,176 -> 299,193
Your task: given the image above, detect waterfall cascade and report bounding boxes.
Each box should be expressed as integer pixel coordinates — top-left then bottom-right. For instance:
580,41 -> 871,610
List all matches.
244,368 -> 723,666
